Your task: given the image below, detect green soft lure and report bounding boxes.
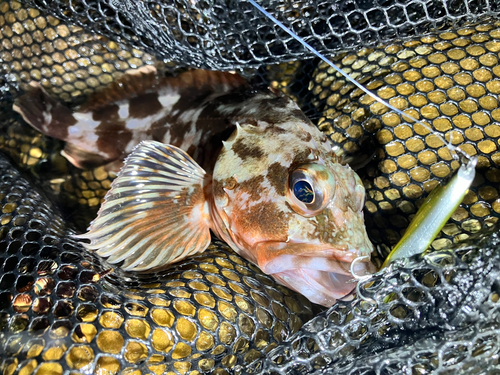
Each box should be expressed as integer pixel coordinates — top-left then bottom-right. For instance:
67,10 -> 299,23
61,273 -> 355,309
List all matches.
382,156 -> 478,267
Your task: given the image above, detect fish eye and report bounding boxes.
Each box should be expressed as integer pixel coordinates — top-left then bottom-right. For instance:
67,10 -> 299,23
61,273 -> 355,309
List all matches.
287,163 -> 335,217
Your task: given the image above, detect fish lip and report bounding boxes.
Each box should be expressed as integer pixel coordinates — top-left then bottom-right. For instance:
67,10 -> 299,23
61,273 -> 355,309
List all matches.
259,252 -> 373,276
271,268 -> 359,307
254,242 -> 375,307
254,241 -> 373,275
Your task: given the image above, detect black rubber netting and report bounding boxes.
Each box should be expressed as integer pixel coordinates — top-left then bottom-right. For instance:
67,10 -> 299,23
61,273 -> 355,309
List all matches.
10,0 -> 500,121
0,134 -> 499,374
247,232 -> 500,374
0,153 -> 317,375
24,0 -> 500,70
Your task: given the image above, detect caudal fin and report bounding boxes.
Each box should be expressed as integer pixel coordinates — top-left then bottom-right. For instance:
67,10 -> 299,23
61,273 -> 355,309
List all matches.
13,82 -> 77,140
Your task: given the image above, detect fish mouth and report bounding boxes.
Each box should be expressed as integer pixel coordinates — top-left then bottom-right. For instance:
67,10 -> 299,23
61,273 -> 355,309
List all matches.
255,242 -> 375,307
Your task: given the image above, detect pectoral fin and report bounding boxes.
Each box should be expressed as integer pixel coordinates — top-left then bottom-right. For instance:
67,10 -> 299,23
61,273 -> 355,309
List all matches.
75,140 -> 213,271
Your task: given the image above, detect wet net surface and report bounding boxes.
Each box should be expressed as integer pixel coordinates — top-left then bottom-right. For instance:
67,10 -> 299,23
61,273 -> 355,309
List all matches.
2,0 -> 500,250
307,24 -> 500,255
22,0 -> 500,70
1,132 -> 499,374
1,0 -> 500,374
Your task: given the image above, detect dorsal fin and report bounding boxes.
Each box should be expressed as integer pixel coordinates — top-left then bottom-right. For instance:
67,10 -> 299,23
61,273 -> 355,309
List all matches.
77,65 -> 160,111
79,67 -> 248,112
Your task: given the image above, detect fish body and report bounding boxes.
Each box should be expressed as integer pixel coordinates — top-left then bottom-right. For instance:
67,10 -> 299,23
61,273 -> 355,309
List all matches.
14,68 -> 374,307
13,67 -> 248,172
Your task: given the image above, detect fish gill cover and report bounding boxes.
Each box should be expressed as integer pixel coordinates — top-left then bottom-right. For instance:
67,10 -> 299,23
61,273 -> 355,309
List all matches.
1,0 -> 500,374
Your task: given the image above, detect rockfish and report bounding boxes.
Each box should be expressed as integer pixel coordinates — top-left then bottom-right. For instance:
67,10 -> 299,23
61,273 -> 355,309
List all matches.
14,67 -> 374,307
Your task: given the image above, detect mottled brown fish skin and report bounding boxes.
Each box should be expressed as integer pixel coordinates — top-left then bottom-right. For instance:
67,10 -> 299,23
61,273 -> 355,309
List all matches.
206,93 -> 374,306
13,69 -> 249,171
14,69 -> 322,173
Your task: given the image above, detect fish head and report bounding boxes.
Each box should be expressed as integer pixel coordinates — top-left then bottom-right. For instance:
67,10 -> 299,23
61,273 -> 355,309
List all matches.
210,96 -> 374,307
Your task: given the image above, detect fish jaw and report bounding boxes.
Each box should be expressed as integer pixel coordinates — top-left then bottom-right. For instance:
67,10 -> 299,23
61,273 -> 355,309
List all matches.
254,241 -> 375,307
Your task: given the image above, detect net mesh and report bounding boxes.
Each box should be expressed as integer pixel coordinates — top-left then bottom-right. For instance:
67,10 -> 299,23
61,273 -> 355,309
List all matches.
250,232 -> 500,374
0,138 -> 499,374
0,154 -> 316,375
23,0 -> 500,70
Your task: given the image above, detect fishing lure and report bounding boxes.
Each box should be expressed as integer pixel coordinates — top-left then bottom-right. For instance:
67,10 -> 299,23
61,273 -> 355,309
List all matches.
382,156 -> 477,266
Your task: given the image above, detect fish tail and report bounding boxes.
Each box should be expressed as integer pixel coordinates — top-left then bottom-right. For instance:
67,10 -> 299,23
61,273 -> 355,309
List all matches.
13,82 -> 112,169
13,82 -> 77,139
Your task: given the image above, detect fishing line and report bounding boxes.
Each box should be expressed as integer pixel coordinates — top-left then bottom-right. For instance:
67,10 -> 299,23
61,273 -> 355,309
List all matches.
247,0 -> 472,163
